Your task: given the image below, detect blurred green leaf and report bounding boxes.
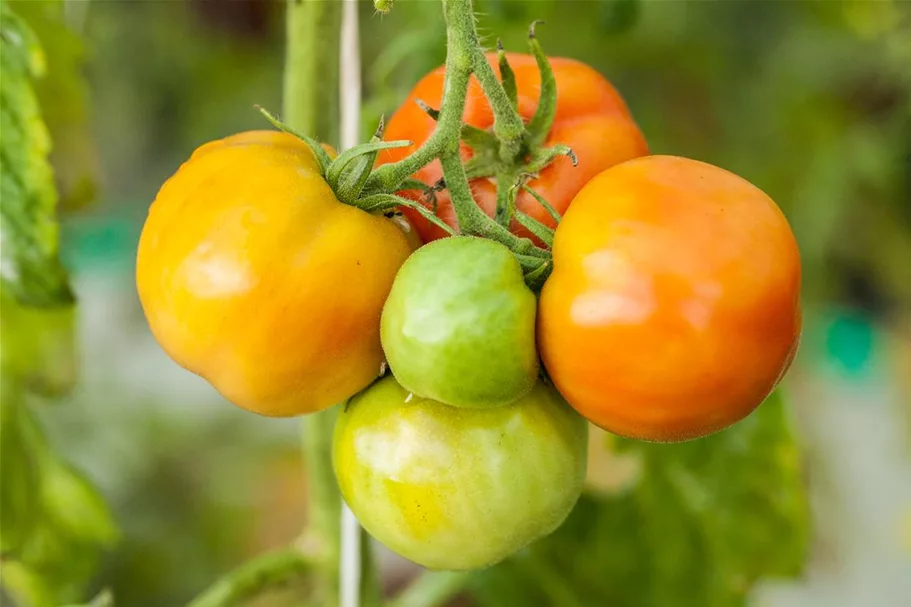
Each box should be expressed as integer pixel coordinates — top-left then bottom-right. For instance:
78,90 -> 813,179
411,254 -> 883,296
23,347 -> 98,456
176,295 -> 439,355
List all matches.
0,381 -> 41,555
1,403 -> 118,606
0,4 -> 113,607
0,291 -> 76,397
1,527 -> 108,607
472,392 -> 809,607
0,1 -> 74,306
60,589 -> 115,607
599,0 -> 640,34
11,0 -> 98,210
9,0 -> 86,131
38,456 -> 119,547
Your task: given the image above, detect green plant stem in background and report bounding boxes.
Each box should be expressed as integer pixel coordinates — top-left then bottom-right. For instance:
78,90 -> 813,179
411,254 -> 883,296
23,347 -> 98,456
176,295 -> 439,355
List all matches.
283,0 -> 349,598
283,0 -> 341,145
389,572 -> 473,607
300,407 -> 342,605
283,1 -> 345,603
186,549 -> 313,607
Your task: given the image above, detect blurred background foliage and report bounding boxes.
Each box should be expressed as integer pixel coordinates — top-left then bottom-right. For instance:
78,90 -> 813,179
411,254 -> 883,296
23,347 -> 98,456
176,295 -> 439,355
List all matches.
1,0 -> 909,606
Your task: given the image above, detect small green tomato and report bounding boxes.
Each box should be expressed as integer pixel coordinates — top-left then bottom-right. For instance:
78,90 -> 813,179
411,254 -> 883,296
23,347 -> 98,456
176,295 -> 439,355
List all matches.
380,237 -> 538,408
333,375 -> 588,571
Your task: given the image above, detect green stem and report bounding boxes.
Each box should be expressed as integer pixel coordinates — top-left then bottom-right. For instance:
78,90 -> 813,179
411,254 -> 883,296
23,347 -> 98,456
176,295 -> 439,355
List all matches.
435,0 -> 549,259
187,549 -> 313,607
361,0 -> 553,269
389,572 -> 472,607
301,407 -> 342,570
439,152 -> 543,258
358,530 -> 382,607
363,0 -> 522,191
494,168 -> 518,227
283,0 -> 342,144
469,47 -> 524,161
283,2 -> 344,605
363,0 -> 473,195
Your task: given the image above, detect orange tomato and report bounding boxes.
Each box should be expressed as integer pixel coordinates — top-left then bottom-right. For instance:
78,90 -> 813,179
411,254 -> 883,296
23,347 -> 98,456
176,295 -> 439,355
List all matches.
136,131 -> 414,417
538,156 -> 802,441
379,53 -> 649,242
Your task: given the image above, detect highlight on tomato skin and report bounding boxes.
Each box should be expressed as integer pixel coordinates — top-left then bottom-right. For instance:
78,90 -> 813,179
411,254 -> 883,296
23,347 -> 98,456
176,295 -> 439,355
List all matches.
135,131 -> 415,418
537,155 -> 802,442
377,53 -> 650,243
332,375 -> 588,571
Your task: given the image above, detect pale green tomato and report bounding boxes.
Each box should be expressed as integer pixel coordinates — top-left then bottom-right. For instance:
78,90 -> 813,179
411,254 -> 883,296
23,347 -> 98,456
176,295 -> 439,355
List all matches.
380,237 -> 538,408
333,375 -> 587,571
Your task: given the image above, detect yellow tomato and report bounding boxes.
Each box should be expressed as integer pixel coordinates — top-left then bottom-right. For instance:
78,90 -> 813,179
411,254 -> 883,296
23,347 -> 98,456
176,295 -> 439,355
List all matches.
136,131 -> 414,416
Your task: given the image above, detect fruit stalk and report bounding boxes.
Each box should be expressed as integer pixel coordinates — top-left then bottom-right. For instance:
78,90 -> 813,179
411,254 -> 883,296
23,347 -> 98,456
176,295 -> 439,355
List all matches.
363,0 -> 551,267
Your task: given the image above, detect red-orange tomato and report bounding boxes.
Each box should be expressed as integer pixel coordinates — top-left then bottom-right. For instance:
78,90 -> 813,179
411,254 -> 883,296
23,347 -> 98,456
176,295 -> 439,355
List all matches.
379,53 -> 649,242
538,156 -> 802,442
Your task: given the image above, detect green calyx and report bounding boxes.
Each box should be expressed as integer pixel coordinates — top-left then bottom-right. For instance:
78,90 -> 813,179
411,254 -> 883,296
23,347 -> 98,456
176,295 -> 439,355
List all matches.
257,106 -> 455,237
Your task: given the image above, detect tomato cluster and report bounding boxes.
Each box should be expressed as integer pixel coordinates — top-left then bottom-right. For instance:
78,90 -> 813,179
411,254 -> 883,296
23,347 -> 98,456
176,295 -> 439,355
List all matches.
136,54 -> 801,571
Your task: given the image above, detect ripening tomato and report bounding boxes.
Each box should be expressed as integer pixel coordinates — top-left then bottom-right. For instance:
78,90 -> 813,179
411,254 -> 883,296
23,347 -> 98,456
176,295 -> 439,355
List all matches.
538,156 -> 802,442
136,131 -> 414,417
379,53 -> 649,242
381,237 -> 538,408
333,375 -> 587,570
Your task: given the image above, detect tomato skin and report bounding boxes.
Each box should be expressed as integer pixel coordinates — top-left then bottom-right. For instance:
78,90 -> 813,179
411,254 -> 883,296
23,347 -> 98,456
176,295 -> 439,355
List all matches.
381,237 -> 538,408
136,131 -> 414,417
538,156 -> 802,442
379,53 -> 649,242
333,375 -> 587,571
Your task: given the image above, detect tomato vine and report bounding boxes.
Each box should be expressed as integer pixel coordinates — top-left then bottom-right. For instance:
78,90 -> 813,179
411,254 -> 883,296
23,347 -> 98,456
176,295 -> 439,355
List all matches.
265,0 -> 575,285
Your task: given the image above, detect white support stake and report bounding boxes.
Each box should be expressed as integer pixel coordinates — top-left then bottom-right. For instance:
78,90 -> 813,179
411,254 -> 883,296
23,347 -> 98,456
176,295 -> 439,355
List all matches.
339,1 -> 363,607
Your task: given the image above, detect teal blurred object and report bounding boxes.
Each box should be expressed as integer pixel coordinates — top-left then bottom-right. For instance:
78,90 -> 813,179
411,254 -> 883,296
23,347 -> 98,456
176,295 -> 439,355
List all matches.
823,308 -> 877,376
61,215 -> 139,275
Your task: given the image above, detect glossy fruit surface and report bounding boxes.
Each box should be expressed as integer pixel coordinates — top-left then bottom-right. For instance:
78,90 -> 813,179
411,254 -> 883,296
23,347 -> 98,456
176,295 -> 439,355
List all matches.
538,155 -> 802,441
333,375 -> 588,570
378,53 -> 649,242
136,131 -> 414,416
381,237 -> 537,408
